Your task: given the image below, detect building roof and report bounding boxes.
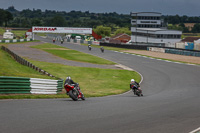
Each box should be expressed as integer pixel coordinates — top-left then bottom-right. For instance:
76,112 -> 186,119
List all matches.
181,37 -> 200,42
133,28 -> 182,34
131,12 -> 161,15
136,28 -> 181,32
3,32 -> 13,35
111,33 -> 130,39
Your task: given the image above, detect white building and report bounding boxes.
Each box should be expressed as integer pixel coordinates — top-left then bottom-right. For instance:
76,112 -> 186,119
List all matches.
131,12 -> 182,47
3,30 -> 14,39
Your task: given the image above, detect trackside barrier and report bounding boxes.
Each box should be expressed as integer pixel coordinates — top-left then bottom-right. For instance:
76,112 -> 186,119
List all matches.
63,39 -> 99,45
148,47 -> 200,57
0,39 -> 33,43
1,46 -> 60,78
47,34 -> 100,45
0,76 -> 63,94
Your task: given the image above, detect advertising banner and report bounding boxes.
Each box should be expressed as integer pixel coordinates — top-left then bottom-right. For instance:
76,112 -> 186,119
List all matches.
32,27 -> 92,34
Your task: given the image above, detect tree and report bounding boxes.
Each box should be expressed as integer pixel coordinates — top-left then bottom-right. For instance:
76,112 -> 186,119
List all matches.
0,9 -> 5,26
51,16 -> 66,26
31,18 -> 42,26
93,25 -> 111,37
0,9 -> 13,27
191,23 -> 200,33
4,11 -> 13,27
167,24 -> 183,31
114,28 -> 131,36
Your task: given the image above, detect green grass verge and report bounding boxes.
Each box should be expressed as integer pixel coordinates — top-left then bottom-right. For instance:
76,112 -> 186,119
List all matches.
0,59 -> 140,99
0,47 -> 56,79
0,27 -> 5,35
12,30 -> 26,38
31,43 -> 115,65
0,43 -> 141,99
27,59 -> 141,97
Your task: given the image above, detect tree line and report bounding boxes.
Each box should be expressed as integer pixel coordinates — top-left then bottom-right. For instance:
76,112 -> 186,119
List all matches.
4,6 -> 130,29
0,9 -> 13,27
1,6 -> 200,34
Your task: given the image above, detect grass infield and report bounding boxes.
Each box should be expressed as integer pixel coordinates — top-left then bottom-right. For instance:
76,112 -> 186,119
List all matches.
31,43 -> 115,65
0,43 -> 141,99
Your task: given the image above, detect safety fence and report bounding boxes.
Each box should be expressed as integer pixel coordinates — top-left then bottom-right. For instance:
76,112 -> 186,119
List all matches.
0,38 -> 33,43
1,46 -> 59,78
0,76 -> 63,94
100,42 -> 148,50
46,34 -> 100,45
65,39 -> 100,45
148,47 -> 200,57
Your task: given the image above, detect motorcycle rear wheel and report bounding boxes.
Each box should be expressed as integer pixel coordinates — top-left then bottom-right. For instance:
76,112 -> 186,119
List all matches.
69,90 -> 78,101
81,93 -> 85,100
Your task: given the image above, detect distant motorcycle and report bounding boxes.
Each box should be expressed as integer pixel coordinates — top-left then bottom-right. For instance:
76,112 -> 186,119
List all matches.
88,45 -> 91,51
131,84 -> 143,97
100,47 -> 104,53
61,40 -> 63,44
64,83 -> 85,101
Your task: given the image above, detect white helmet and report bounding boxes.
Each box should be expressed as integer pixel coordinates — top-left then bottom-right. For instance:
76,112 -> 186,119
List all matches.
131,79 -> 135,82
66,76 -> 71,80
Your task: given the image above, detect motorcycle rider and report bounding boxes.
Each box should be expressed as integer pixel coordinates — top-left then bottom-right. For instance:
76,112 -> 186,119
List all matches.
64,76 -> 77,87
61,39 -> 64,44
64,76 -> 79,94
100,46 -> 104,53
88,44 -> 91,51
64,76 -> 85,100
130,79 -> 140,94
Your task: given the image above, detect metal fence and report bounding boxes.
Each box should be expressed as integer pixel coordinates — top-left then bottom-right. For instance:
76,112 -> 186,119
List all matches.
1,46 -> 60,78
100,42 -> 148,50
148,47 -> 200,57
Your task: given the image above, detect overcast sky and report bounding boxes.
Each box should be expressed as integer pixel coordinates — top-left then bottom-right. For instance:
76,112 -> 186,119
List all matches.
0,0 -> 199,16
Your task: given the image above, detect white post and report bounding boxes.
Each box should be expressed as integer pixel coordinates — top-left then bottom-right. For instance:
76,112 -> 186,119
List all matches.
32,33 -> 35,40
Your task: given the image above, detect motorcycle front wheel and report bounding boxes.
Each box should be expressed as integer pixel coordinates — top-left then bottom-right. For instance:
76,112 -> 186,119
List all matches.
69,90 -> 78,101
136,90 -> 141,97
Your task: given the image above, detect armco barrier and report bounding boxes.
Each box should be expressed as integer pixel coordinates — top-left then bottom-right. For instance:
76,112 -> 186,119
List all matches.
0,38 -> 33,43
1,46 -> 59,78
148,47 -> 200,57
100,42 -> 147,50
0,76 -> 63,94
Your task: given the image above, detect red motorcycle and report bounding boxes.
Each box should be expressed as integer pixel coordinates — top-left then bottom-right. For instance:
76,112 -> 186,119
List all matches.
64,83 -> 85,101
131,84 -> 143,97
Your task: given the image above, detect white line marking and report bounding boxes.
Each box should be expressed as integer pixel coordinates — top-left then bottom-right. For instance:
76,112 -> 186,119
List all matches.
189,127 -> 200,133
114,50 -> 198,66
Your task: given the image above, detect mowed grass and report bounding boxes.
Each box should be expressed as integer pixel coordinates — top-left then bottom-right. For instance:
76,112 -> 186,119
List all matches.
26,59 -> 141,97
0,47 -> 55,79
31,43 -> 115,65
0,43 -> 141,99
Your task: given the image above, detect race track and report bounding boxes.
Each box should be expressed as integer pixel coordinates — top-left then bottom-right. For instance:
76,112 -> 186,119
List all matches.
0,36 -> 200,133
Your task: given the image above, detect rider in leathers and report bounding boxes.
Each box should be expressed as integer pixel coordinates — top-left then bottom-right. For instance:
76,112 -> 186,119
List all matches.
64,76 -> 77,87
130,79 -> 140,94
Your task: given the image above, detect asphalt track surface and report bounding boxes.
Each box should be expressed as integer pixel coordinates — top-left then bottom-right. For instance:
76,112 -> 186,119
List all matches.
1,36 -> 200,133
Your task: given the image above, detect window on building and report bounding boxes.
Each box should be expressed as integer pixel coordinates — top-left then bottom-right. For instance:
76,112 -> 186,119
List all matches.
177,35 -> 181,38
132,16 -> 137,19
